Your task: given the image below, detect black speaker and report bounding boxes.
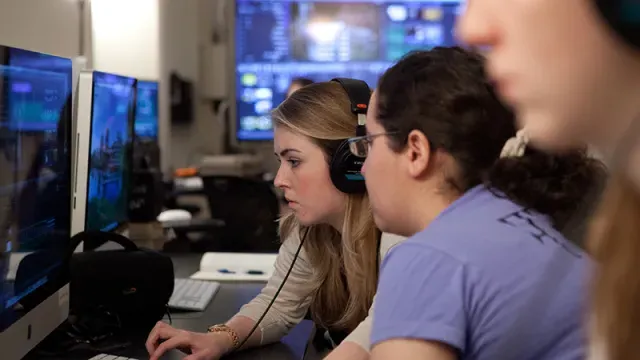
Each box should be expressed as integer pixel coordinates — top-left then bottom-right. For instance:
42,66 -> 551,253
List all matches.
329,78 -> 371,194
128,142 -> 164,222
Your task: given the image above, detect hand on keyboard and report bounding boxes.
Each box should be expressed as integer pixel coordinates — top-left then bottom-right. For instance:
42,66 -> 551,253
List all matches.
146,321 -> 232,360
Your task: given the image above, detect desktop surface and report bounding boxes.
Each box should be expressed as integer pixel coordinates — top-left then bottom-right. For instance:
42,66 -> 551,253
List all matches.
85,72 -> 136,232
161,254 -> 316,360
234,0 -> 463,141
24,254 -> 317,360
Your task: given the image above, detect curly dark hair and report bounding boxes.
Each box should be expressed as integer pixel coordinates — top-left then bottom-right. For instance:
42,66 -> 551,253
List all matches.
376,47 -> 606,229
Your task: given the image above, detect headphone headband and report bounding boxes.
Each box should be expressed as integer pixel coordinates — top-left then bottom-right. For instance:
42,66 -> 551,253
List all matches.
331,78 -> 370,115
331,77 -> 370,136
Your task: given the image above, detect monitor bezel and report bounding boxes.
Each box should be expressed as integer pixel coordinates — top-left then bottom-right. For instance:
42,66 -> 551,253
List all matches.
0,45 -> 73,360
71,70 -> 93,238
83,70 -> 136,237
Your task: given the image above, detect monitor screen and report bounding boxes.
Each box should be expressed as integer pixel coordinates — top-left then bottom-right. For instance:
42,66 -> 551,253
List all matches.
86,72 -> 135,232
134,80 -> 158,141
234,0 -> 463,141
0,47 -> 72,331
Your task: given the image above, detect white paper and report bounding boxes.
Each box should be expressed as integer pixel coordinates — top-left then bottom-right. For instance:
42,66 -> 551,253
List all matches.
189,252 -> 277,282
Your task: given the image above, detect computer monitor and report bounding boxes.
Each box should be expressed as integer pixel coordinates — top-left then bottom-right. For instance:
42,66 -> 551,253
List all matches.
0,46 -> 73,360
73,71 -> 136,237
134,80 -> 158,142
231,0 -> 464,142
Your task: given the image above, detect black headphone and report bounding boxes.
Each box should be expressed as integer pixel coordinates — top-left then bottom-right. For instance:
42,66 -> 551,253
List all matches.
595,0 -> 640,49
328,78 -> 371,194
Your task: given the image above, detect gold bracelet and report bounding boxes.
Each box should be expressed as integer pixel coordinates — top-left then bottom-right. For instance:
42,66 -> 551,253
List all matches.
207,324 -> 240,350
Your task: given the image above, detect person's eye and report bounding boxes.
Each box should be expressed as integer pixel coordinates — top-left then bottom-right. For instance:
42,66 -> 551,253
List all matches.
287,159 -> 300,168
364,138 -> 373,149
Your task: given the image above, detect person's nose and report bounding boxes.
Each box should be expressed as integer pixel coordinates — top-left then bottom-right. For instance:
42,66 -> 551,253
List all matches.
456,1 -> 498,48
274,163 -> 289,189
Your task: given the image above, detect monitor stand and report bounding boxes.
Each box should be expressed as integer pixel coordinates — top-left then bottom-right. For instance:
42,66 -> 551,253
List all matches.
1,285 -> 70,360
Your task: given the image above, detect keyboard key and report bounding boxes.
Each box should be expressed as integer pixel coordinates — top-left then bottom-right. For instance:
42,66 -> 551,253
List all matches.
89,354 -> 138,360
168,278 -> 220,311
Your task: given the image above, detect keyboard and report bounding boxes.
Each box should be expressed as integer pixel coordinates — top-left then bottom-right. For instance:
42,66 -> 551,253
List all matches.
168,278 -> 220,311
89,354 -> 138,360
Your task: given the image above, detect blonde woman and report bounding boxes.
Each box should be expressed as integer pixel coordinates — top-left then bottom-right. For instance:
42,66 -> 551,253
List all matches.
457,1 -> 640,359
146,81 -> 402,360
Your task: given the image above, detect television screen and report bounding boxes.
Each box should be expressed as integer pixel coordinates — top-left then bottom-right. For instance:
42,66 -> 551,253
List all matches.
234,0 -> 463,141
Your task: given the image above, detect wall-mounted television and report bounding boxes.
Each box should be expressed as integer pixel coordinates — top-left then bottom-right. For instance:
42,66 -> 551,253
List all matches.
232,0 -> 464,142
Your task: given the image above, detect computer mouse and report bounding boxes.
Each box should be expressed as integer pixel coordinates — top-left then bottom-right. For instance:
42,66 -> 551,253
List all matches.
157,209 -> 192,222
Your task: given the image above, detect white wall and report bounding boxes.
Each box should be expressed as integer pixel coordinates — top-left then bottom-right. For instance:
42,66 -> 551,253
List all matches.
91,0 -> 214,172
91,0 -> 160,80
0,0 -> 81,57
198,0 -> 227,157
91,0 -> 236,171
0,0 -> 229,172
159,0 -> 200,170
91,0 -> 172,171
159,0 -> 227,170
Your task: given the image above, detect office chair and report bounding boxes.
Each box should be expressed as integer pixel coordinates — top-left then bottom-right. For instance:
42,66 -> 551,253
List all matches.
194,175 -> 280,253
163,175 -> 280,253
163,180 -> 202,217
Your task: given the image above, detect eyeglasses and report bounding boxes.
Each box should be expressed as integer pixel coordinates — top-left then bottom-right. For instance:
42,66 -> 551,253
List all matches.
347,132 -> 399,158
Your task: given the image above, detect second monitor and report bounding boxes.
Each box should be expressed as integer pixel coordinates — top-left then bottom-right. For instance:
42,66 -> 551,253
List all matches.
134,80 -> 158,142
73,71 -> 136,237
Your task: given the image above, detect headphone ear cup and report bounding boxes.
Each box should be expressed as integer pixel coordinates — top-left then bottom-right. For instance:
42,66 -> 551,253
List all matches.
594,0 -> 640,49
330,141 -> 366,194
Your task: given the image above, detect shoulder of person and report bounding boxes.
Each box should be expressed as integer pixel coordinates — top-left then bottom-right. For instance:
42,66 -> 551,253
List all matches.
380,233 -> 406,260
279,230 -> 312,264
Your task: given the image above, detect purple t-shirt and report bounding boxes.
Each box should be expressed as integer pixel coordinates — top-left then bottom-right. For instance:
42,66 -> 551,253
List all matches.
371,186 -> 591,360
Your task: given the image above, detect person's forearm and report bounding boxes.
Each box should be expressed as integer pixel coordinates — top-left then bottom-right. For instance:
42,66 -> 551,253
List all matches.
222,315 -> 265,352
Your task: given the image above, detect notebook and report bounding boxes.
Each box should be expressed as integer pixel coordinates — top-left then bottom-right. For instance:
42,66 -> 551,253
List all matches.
190,252 -> 277,282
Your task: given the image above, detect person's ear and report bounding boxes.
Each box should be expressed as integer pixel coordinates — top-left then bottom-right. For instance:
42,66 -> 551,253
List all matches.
404,129 -> 431,178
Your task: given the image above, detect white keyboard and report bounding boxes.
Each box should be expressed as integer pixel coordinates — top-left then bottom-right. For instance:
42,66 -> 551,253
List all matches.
89,354 -> 138,360
168,278 -> 220,311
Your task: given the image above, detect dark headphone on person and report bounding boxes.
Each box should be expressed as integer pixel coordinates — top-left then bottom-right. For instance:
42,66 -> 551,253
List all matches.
595,0 -> 640,49
328,78 -> 371,194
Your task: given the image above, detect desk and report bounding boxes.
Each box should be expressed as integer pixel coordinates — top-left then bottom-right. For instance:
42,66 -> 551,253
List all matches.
27,253 -> 319,360
100,254 -> 318,360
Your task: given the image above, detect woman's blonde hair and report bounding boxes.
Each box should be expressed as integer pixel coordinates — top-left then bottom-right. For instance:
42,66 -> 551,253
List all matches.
588,173 -> 640,359
272,82 -> 381,331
